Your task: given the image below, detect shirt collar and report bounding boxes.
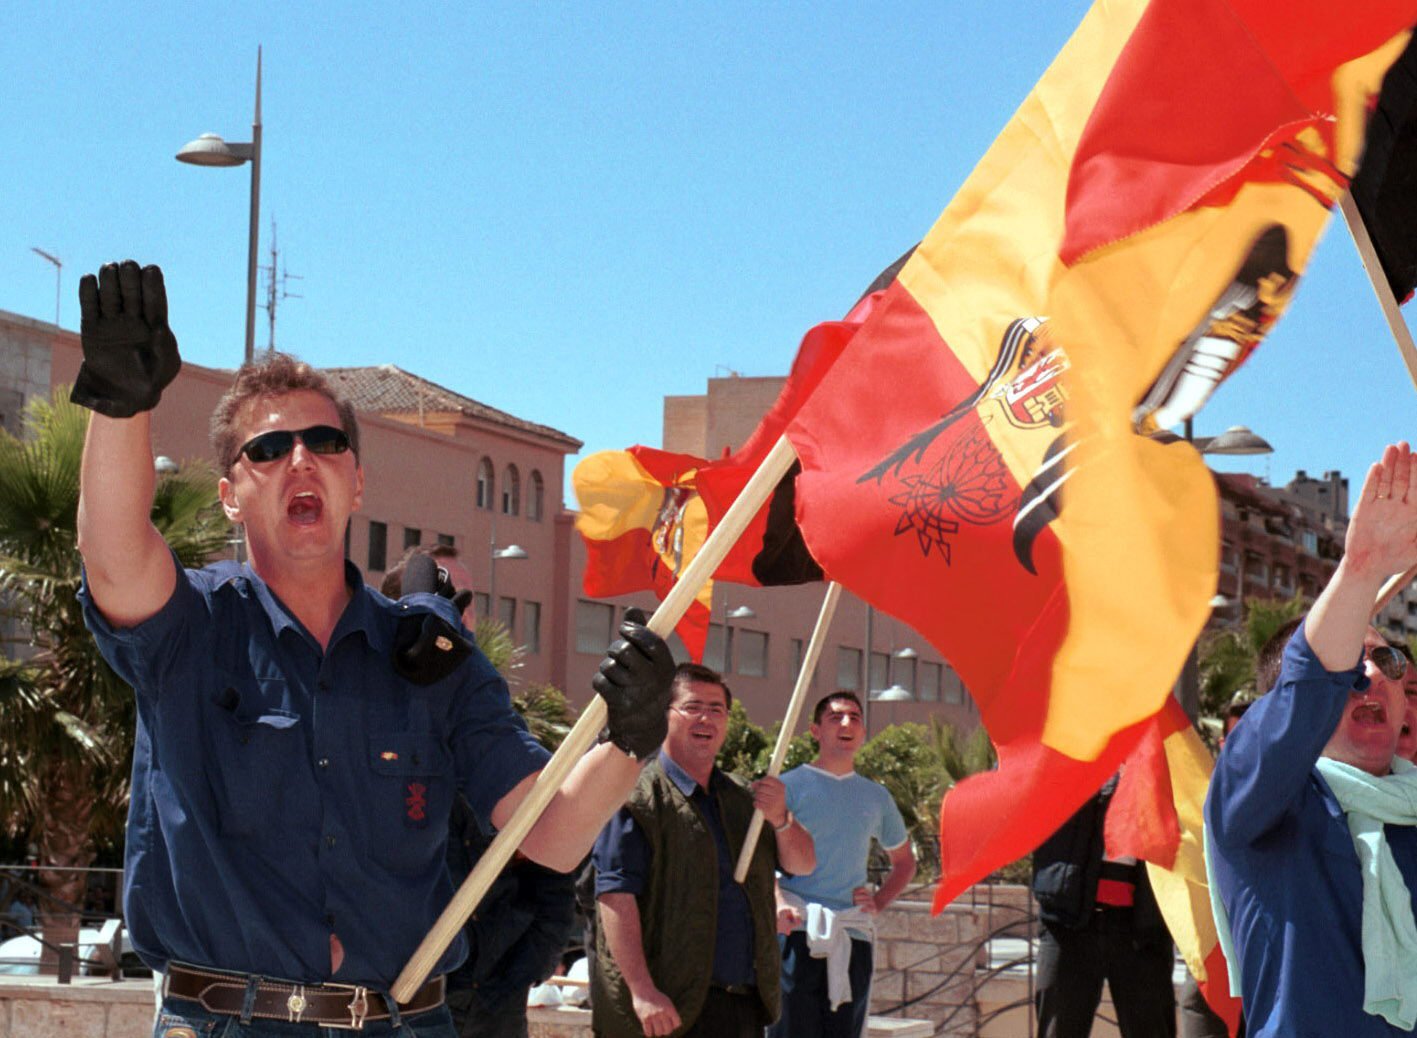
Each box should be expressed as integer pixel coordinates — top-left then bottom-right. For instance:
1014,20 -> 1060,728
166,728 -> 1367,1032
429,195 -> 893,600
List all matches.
659,750 -> 719,797
233,559 -> 385,651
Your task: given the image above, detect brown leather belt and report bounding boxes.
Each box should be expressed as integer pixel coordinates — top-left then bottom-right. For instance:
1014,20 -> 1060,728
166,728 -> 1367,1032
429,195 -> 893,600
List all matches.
164,962 -> 445,1030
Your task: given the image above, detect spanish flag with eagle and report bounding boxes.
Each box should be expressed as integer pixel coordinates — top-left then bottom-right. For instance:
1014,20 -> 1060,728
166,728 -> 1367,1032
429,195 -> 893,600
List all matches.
781,0 -> 1416,970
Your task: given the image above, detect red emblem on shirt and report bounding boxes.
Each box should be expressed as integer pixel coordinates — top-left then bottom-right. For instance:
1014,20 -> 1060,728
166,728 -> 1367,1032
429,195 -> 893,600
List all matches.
405,782 -> 428,822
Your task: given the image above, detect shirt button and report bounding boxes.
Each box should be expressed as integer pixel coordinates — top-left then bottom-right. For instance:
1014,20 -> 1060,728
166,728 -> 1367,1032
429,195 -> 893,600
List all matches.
317,758 -> 330,769
326,835 -> 337,848
318,680 -> 331,691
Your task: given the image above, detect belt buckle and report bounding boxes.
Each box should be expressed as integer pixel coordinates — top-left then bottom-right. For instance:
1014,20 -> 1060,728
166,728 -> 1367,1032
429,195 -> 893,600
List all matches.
324,983 -> 371,1031
286,985 -> 308,1023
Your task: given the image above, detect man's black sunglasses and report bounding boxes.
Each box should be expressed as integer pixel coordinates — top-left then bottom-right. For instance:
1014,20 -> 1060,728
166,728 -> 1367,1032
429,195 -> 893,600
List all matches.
237,424 -> 352,465
1367,644 -> 1409,682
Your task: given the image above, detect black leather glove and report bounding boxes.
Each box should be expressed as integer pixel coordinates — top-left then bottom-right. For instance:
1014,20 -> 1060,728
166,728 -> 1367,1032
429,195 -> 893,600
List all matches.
71,261 -> 181,419
393,554 -> 474,685
593,607 -> 675,761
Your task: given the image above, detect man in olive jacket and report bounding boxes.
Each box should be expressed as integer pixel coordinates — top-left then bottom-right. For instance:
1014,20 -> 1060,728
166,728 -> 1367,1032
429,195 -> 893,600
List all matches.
591,663 -> 816,1038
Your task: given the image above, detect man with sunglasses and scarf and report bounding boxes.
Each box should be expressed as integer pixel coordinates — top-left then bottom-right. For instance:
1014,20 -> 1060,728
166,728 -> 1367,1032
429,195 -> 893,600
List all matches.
72,261 -> 674,1037
1206,442 -> 1417,1037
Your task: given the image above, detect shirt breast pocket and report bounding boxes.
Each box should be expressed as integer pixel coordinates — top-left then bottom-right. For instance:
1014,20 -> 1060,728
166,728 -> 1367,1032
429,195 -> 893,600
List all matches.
209,677 -> 301,839
368,732 -> 452,874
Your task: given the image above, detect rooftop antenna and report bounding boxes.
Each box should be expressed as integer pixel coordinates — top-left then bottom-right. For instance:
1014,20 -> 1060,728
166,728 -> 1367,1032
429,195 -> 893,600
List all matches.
30,248 -> 61,326
259,218 -> 303,352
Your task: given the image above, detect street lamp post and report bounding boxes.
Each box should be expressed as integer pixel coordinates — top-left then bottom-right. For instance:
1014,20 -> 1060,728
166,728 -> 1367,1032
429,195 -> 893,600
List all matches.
176,46 -> 263,365
869,684 -> 913,733
488,543 -> 528,625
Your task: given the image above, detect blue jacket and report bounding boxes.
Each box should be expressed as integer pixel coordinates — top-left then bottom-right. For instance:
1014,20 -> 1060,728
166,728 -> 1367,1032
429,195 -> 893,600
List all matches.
1205,626 -> 1417,1037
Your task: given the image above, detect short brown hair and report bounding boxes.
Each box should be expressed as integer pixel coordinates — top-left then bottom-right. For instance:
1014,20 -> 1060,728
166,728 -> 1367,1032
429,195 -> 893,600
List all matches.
210,352 -> 360,473
380,544 -> 460,598
812,691 -> 864,724
672,662 -> 732,709
1255,615 -> 1305,696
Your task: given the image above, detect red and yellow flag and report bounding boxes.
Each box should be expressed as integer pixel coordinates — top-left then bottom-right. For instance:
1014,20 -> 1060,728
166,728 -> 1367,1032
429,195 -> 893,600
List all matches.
1108,700 -> 1242,1034
781,0 -> 1416,908
575,446 -> 715,658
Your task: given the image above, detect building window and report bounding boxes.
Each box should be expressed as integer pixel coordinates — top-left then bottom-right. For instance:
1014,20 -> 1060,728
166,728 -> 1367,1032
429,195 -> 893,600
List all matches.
403,527 -> 422,551
437,533 -> 455,548
894,656 -> 917,694
791,638 -> 805,678
705,624 -> 727,674
502,465 -> 521,516
473,592 -> 490,620
368,520 -> 388,572
528,470 -> 545,521
498,597 -> 516,632
738,630 -> 768,677
576,600 -> 615,654
837,648 -> 862,691
477,458 -> 495,511
524,601 -> 542,654
943,666 -> 965,704
920,662 -> 942,702
344,521 -> 351,559
869,651 -> 889,692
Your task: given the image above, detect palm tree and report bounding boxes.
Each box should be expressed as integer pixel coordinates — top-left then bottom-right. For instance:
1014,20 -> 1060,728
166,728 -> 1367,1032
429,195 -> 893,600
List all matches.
1197,594 -> 1307,742
470,616 -> 577,751
0,392 -> 229,965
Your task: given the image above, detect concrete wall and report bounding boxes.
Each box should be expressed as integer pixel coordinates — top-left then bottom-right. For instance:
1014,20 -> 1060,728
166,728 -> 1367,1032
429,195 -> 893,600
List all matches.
0,977 -> 155,1038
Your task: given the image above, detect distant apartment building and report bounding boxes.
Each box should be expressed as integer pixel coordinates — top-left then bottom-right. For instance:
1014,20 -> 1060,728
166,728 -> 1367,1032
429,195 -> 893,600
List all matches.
1216,467 -> 1417,637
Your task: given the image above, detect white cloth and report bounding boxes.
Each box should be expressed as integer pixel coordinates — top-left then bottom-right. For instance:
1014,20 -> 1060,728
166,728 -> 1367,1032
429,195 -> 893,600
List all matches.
1313,756 -> 1417,1029
780,888 -> 875,1011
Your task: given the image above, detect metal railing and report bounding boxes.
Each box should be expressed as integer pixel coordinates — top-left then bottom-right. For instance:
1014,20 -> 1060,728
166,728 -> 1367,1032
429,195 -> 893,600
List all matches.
0,864 -> 132,983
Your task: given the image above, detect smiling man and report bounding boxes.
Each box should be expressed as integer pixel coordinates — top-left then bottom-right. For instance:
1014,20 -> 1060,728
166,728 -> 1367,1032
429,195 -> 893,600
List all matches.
591,663 -> 815,1038
72,262 -> 674,1037
770,692 -> 914,1038
1206,442 -> 1417,1037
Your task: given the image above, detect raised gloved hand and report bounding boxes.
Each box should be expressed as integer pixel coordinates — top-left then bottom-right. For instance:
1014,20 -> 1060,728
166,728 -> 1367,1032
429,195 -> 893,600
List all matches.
71,261 -> 181,419
393,553 -> 473,686
593,607 -> 675,761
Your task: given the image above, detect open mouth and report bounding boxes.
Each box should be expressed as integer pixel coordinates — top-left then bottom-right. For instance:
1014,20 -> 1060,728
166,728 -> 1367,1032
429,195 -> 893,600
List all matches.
1351,700 -> 1388,726
288,491 -> 323,526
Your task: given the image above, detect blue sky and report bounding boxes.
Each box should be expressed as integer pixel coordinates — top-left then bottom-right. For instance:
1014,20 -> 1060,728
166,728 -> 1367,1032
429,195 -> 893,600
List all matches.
1,3 -> 1408,506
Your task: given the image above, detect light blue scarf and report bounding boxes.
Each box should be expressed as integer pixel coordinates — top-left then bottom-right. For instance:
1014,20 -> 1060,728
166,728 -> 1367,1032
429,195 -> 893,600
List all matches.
1209,757 -> 1417,1029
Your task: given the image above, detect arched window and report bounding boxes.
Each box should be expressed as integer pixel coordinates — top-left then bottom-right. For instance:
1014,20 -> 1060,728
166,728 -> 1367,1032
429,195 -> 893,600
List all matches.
528,470 -> 545,522
502,464 -> 520,516
476,458 -> 495,511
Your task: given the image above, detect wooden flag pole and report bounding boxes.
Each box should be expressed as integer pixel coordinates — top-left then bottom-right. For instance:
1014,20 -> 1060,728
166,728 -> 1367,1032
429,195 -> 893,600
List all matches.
732,580 -> 843,884
1342,192 -> 1417,622
392,435 -> 801,1002
1340,192 -> 1417,395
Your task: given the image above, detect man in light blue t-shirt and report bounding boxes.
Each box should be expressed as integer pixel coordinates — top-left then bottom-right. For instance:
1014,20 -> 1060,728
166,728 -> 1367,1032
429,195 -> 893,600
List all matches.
772,691 -> 916,1038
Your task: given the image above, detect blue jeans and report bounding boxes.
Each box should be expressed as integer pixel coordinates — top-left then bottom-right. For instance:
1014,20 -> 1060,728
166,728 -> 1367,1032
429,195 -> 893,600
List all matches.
154,998 -> 458,1037
768,931 -> 873,1038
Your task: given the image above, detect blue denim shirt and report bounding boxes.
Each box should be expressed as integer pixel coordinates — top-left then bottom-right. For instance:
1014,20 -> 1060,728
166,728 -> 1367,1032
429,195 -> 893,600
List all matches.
1206,625 -> 1417,1037
593,751 -> 756,987
79,554 -> 549,988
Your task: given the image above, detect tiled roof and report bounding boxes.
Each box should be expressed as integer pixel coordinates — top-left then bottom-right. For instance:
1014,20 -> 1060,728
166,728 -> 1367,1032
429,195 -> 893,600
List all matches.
323,365 -> 581,450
